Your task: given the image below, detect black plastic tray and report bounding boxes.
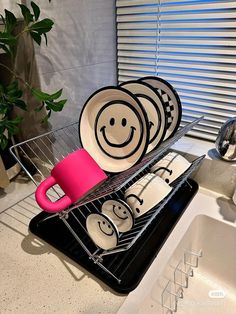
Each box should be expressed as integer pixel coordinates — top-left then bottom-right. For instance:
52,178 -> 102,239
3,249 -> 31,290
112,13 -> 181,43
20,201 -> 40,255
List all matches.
29,179 -> 198,294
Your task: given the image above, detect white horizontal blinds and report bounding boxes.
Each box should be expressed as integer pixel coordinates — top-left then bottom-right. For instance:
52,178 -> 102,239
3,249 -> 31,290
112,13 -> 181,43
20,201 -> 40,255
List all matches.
117,0 -> 159,78
116,0 -> 236,141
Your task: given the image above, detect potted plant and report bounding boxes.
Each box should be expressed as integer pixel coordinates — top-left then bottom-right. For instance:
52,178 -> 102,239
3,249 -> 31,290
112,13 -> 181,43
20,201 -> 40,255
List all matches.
0,1 -> 67,187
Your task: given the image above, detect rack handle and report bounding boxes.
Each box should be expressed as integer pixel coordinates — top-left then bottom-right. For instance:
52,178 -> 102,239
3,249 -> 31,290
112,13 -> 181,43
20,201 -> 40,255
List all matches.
35,176 -> 72,213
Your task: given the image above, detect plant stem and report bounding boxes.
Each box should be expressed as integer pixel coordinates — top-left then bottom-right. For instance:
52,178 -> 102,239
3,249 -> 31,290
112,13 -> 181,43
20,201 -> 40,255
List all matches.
15,27 -> 29,39
0,62 -> 31,90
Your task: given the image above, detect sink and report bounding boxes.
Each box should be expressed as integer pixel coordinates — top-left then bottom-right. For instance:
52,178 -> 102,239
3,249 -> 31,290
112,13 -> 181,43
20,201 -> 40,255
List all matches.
122,215 -> 236,313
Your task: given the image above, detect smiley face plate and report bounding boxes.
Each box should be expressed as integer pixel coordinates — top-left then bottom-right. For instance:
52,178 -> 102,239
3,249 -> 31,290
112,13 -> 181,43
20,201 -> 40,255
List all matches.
79,87 -> 149,173
86,213 -> 119,250
120,81 -> 167,153
102,199 -> 134,232
139,76 -> 182,140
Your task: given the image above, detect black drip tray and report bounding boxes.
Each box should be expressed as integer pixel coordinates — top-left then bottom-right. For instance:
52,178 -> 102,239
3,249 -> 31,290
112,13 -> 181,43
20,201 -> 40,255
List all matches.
29,179 -> 198,294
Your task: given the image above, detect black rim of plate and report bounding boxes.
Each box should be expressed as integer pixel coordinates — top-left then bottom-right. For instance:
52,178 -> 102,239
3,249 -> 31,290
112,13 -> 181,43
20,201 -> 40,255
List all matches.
120,80 -> 168,151
138,76 -> 182,139
78,86 -> 150,173
102,198 -> 135,231
86,212 -> 119,249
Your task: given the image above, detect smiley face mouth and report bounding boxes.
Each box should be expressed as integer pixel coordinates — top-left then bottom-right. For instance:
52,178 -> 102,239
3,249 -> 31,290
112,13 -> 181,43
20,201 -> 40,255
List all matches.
100,125 -> 136,148
149,121 -> 154,130
98,221 -> 114,236
112,205 -> 128,220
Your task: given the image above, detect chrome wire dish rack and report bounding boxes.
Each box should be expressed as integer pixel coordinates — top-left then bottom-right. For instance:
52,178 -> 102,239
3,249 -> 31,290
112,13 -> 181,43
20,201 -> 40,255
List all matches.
10,116 -> 205,287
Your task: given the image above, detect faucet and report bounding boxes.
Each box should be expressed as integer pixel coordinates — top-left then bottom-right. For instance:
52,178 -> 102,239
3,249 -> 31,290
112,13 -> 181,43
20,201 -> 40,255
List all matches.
215,117 -> 236,161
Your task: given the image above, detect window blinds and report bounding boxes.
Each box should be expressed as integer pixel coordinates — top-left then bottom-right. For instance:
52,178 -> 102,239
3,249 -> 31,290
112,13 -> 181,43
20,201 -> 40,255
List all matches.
116,0 -> 236,141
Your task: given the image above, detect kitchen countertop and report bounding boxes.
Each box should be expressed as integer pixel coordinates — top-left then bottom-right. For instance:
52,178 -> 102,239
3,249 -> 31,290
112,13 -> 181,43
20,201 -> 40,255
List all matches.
0,182 -> 126,313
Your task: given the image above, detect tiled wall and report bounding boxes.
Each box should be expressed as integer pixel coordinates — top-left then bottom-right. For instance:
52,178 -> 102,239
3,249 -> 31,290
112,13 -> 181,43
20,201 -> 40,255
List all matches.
34,0 -> 117,128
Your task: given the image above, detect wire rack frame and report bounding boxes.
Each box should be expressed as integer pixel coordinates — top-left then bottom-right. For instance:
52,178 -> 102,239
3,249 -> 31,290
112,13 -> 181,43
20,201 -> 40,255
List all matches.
10,116 -> 204,212
9,116 -> 204,284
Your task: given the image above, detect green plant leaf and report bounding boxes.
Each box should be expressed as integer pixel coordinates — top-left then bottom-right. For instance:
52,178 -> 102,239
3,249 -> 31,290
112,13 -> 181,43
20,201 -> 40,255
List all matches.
4,9 -> 17,34
18,4 -> 34,25
14,99 -> 27,110
43,33 -> 48,45
31,88 -> 63,101
0,32 -> 17,46
30,31 -> 41,45
6,81 -> 22,98
0,133 -> 8,150
7,116 -> 23,125
6,80 -> 18,93
0,43 -> 11,55
0,103 -> 8,115
31,1 -> 40,21
29,18 -> 54,34
0,14 -> 6,26
31,89 -> 52,101
49,89 -> 63,100
45,99 -> 66,112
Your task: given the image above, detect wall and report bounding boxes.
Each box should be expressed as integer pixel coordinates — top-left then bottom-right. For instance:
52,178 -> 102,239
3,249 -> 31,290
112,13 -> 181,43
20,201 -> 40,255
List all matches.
33,0 -> 117,128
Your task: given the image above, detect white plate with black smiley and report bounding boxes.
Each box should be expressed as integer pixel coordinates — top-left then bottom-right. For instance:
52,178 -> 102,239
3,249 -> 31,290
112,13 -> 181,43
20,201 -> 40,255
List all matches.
101,199 -> 134,233
139,76 -> 182,140
120,80 -> 167,153
79,86 -> 149,173
86,213 -> 119,250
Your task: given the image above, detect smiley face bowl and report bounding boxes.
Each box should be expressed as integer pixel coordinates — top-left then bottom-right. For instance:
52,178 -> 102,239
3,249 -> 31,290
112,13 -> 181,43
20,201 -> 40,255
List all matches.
124,173 -> 172,218
150,152 -> 191,184
86,213 -> 119,250
78,86 -> 149,173
102,199 -> 134,232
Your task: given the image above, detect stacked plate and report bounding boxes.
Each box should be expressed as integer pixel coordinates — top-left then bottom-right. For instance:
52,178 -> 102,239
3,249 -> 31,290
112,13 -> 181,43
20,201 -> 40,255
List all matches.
79,76 -> 182,173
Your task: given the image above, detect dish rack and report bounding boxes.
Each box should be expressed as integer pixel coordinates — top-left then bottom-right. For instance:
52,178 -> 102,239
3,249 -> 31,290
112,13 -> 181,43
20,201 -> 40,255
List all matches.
10,116 -> 205,292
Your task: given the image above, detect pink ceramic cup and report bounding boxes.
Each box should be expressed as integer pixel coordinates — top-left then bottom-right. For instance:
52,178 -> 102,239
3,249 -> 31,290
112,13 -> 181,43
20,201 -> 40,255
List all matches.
35,149 -> 108,213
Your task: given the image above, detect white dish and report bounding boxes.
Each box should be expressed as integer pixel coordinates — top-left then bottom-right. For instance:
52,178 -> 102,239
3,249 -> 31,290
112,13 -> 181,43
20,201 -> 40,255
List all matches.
86,213 -> 119,250
150,152 -> 191,184
124,173 -> 172,218
120,81 -> 167,153
139,76 -> 182,140
101,199 -> 134,232
79,86 -> 149,173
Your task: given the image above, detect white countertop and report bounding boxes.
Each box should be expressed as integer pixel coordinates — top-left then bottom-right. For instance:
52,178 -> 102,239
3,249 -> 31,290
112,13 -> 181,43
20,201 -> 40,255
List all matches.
0,187 -> 126,313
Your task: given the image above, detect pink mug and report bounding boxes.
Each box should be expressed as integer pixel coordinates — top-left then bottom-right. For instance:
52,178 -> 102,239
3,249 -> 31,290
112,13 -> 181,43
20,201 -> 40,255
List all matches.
35,149 -> 108,213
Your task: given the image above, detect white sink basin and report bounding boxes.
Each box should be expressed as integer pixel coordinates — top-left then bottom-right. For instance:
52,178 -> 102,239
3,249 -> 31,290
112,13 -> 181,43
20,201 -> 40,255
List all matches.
138,215 -> 236,313
118,191 -> 236,314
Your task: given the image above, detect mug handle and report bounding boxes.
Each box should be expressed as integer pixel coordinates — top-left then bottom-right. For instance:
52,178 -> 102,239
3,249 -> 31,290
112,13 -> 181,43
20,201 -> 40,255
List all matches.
35,176 -> 72,213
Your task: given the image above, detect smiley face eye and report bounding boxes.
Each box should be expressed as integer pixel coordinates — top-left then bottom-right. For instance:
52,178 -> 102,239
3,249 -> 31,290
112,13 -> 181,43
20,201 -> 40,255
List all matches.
110,118 -> 115,126
136,208 -> 140,213
108,225 -> 111,229
123,211 -> 127,214
121,118 -> 127,127
165,178 -> 169,184
118,206 -> 121,210
102,220 -> 106,225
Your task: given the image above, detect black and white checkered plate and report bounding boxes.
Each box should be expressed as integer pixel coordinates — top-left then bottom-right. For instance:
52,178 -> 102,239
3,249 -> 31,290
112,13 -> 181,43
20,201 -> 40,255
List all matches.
139,76 -> 182,140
